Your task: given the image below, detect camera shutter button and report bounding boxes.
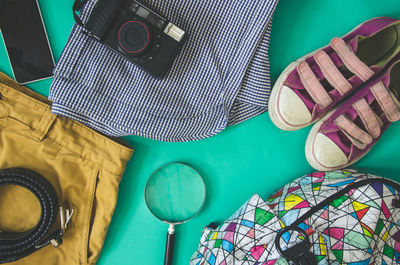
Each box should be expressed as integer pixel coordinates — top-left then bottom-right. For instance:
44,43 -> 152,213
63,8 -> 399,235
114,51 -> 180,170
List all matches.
118,20 -> 151,55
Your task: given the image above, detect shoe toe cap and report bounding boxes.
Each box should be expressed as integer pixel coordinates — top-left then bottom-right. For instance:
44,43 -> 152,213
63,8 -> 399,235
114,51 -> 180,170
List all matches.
278,85 -> 312,126
311,133 -> 348,169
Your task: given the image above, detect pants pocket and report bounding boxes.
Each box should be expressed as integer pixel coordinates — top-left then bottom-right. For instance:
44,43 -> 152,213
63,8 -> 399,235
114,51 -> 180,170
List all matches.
80,168 -> 100,265
85,169 -> 122,265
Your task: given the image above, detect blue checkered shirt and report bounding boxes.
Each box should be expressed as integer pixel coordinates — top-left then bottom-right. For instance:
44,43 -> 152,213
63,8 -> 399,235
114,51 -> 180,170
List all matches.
49,0 -> 278,141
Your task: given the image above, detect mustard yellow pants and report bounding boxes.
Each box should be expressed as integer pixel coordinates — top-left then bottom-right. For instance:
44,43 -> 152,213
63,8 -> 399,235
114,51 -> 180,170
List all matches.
0,73 -> 133,265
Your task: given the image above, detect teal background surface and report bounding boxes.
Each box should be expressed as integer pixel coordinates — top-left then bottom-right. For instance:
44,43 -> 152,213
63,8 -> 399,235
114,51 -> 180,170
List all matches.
1,0 -> 400,264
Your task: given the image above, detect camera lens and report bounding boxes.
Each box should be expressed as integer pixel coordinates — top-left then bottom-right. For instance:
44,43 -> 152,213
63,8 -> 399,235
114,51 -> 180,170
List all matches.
118,20 -> 151,55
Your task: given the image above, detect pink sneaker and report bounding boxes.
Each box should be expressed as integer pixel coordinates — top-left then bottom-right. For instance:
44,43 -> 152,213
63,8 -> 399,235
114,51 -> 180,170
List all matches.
269,17 -> 400,130
305,58 -> 400,171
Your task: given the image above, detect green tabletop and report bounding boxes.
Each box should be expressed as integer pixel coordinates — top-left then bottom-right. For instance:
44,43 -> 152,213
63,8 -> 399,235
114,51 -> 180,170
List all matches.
1,0 -> 400,264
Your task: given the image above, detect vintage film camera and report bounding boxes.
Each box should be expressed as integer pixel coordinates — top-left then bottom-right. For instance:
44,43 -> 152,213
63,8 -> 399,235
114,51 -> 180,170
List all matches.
76,0 -> 186,78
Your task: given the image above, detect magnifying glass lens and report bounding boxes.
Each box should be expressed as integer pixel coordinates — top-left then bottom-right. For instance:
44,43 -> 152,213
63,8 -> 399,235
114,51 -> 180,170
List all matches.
145,164 -> 205,223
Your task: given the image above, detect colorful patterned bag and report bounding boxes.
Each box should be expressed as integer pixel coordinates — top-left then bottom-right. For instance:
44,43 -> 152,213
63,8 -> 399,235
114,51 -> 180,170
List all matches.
190,170 -> 400,265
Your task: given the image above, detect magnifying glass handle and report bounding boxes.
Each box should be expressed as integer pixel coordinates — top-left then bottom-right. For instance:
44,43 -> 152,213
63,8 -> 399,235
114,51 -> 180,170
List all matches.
164,224 -> 175,265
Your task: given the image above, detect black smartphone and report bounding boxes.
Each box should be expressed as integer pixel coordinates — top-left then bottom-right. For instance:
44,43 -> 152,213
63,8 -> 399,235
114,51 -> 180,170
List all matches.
0,0 -> 55,84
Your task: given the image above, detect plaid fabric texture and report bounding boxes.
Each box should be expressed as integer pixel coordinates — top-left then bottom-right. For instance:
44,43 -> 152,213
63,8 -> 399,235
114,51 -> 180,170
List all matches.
49,0 -> 278,141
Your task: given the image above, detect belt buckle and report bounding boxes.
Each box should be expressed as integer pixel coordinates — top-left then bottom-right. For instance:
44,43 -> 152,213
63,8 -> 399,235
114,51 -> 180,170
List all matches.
48,203 -> 74,248
59,202 -> 74,236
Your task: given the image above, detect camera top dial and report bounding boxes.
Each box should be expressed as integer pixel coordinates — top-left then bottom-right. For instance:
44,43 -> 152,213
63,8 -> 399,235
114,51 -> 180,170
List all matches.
117,20 -> 153,55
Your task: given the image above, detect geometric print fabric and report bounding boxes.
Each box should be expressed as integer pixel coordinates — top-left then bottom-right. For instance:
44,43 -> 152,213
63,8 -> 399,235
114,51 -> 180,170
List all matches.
190,170 -> 400,265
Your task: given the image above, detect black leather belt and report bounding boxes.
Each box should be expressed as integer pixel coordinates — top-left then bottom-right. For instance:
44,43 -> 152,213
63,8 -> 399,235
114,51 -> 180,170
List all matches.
0,168 -> 72,264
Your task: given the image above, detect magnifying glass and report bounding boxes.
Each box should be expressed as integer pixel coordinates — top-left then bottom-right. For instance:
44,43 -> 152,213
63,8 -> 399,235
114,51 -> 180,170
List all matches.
145,163 -> 206,265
